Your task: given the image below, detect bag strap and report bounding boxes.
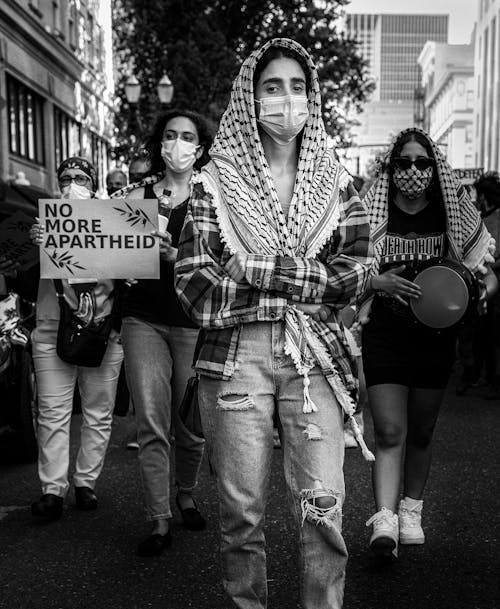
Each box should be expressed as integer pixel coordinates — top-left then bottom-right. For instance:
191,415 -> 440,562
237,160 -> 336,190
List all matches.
53,279 -> 65,299
191,329 -> 205,369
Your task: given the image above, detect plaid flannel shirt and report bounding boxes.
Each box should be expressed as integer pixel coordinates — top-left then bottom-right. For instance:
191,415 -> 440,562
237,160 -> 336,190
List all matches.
175,181 -> 373,381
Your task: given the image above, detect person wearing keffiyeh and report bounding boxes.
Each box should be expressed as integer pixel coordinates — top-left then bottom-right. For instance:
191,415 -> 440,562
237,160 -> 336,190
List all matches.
175,38 -> 373,609
360,128 -> 496,560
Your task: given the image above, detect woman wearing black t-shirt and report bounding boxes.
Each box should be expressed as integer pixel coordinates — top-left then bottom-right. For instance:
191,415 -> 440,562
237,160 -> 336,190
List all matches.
361,129 -> 496,559
113,110 -> 212,556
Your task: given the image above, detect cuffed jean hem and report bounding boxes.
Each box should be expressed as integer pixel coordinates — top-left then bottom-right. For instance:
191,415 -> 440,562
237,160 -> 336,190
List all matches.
40,486 -> 67,498
72,477 -> 97,490
147,512 -> 172,522
176,483 -> 197,494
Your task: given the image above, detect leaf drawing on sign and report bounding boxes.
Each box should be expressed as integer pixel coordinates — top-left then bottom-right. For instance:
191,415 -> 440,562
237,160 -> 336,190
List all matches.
112,202 -> 155,228
44,249 -> 86,276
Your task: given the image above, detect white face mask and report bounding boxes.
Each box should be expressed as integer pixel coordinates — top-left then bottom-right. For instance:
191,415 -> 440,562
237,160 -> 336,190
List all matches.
256,94 -> 309,145
161,138 -> 199,173
61,182 -> 92,199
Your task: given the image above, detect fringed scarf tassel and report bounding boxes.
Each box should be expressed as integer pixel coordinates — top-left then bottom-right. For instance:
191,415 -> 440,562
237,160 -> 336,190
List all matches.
302,370 -> 318,414
347,413 -> 375,461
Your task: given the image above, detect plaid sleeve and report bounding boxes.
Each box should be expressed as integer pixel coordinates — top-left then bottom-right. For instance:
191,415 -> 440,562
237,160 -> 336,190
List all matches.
244,185 -> 373,307
174,185 -> 256,328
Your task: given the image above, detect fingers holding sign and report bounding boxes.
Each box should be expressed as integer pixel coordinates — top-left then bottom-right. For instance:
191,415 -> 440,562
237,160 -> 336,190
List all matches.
151,229 -> 177,263
29,218 -> 44,245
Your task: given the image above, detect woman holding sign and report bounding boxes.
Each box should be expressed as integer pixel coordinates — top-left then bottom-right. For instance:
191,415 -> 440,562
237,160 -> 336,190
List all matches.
29,157 -> 124,521
112,110 -> 212,556
360,129 -> 497,559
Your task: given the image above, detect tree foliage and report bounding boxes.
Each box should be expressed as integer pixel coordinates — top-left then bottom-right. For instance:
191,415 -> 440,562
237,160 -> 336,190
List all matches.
112,0 -> 374,159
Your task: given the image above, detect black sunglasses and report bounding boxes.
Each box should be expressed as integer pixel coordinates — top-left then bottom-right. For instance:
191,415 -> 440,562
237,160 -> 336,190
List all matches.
393,157 -> 434,171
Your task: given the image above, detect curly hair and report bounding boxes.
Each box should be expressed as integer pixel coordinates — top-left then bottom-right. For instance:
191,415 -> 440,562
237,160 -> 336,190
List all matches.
143,109 -> 214,175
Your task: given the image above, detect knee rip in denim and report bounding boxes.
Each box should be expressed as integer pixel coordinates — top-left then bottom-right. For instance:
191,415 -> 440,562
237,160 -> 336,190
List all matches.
303,423 -> 322,440
300,481 -> 341,529
216,392 -> 255,411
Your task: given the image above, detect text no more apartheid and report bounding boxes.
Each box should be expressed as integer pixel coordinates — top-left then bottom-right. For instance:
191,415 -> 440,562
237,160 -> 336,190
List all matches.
39,199 -> 160,279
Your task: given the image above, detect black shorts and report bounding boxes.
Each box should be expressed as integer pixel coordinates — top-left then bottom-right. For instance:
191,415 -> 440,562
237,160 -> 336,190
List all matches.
362,318 -> 456,389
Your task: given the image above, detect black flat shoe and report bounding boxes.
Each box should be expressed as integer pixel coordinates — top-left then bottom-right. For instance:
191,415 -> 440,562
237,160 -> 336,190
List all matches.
75,486 -> 98,511
176,495 -> 206,531
31,494 -> 63,521
136,532 -> 172,557
370,536 -> 397,559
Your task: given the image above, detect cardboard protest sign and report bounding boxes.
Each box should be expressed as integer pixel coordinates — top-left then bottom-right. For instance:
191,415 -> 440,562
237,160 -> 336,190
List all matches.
0,210 -> 39,270
39,199 -> 160,279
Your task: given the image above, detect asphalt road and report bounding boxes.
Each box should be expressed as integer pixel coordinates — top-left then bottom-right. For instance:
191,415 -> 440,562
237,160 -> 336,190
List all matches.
1,376 -> 499,609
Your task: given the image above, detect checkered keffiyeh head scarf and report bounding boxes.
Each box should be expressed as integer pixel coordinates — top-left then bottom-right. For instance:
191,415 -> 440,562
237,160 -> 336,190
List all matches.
364,127 -> 493,275
206,37 -> 349,259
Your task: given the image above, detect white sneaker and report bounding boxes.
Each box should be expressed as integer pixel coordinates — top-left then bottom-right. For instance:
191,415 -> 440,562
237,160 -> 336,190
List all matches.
399,498 -> 425,545
366,507 -> 399,557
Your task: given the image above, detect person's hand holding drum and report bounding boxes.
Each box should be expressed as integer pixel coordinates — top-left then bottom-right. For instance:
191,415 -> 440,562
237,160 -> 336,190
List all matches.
370,264 -> 421,305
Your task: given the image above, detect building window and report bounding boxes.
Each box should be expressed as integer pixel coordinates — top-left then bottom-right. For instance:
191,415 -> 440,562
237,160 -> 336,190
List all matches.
28,0 -> 42,18
7,75 -> 45,165
52,1 -> 63,35
90,132 -> 109,191
54,106 -> 82,169
69,2 -> 77,49
88,13 -> 95,68
96,26 -> 104,71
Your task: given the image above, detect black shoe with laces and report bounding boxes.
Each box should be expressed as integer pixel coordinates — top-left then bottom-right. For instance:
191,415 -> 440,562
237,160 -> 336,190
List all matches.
31,494 -> 63,521
75,486 -> 98,511
176,495 -> 206,531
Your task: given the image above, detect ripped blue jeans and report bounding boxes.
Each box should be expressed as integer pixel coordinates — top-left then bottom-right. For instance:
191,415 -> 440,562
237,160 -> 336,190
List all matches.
198,321 -> 347,609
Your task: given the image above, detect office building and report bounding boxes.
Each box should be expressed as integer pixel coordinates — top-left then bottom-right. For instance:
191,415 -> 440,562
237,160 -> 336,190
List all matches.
473,0 -> 500,171
340,13 -> 448,176
418,42 -> 475,169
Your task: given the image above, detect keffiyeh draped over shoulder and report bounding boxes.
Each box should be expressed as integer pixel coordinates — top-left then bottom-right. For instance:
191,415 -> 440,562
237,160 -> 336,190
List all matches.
364,127 -> 495,278
193,38 -> 374,459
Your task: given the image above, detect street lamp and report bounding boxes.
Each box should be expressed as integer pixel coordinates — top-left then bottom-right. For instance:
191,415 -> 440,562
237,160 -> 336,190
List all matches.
124,71 -> 175,141
124,74 -> 142,104
124,73 -> 144,139
157,74 -> 174,108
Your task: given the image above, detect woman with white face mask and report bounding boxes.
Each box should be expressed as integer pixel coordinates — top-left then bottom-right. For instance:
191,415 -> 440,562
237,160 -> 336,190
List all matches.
29,157 -> 124,521
175,39 -> 373,609
360,129 -> 497,560
112,110 -> 212,556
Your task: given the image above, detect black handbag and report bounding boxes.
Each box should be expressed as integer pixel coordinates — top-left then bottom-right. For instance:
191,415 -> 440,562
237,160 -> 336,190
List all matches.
53,279 -> 114,367
178,375 -> 203,438
178,331 -> 205,438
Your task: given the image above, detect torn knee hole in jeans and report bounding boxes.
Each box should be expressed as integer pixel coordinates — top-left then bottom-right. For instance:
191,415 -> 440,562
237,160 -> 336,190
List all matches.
216,393 -> 255,411
303,423 -> 322,440
300,481 -> 341,528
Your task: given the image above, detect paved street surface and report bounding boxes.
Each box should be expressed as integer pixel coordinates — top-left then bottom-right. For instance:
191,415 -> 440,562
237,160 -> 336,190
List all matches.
1,374 -> 499,609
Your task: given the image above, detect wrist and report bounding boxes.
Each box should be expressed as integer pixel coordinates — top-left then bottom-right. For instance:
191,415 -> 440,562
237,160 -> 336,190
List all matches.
370,275 -> 383,294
